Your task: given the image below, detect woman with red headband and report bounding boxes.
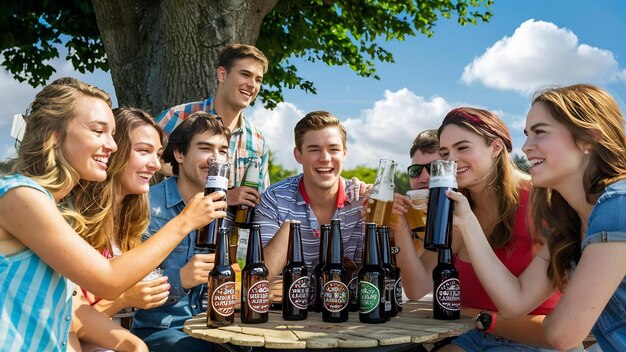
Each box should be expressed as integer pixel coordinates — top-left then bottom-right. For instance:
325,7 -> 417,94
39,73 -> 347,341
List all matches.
392,107 -> 566,351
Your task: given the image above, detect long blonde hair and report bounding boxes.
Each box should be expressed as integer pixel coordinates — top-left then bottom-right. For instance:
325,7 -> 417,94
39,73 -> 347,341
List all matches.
530,84 -> 626,290
13,77 -> 111,232
71,108 -> 164,253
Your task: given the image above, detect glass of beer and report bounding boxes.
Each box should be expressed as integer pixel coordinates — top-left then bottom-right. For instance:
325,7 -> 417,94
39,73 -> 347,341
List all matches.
366,159 -> 397,226
406,189 -> 429,238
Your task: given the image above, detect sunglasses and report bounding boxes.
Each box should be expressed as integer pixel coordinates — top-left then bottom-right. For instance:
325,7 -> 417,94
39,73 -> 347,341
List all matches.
407,163 -> 431,178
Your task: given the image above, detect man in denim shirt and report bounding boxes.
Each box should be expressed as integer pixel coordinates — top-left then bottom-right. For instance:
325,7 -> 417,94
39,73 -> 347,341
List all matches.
132,112 -> 231,352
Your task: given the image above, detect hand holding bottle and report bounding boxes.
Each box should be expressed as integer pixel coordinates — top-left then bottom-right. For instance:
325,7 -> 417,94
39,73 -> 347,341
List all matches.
179,191 -> 227,231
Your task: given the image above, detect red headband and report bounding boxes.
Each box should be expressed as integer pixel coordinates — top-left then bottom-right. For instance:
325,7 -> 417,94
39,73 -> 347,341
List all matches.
443,108 -> 513,152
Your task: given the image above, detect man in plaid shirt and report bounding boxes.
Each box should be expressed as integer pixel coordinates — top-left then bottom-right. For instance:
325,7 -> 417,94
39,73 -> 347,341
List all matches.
156,44 -> 270,212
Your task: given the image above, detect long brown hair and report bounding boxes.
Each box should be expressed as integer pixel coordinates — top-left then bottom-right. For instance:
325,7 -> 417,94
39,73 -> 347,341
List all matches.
72,108 -> 164,252
438,107 -> 527,249
530,84 -> 626,290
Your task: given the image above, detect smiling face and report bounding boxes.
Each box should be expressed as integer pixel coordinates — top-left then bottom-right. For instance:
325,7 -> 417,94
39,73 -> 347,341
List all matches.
294,127 -> 347,193
60,96 -> 117,182
217,57 -> 264,111
522,102 -> 588,192
439,124 -> 502,190
175,131 -> 230,191
119,125 -> 163,199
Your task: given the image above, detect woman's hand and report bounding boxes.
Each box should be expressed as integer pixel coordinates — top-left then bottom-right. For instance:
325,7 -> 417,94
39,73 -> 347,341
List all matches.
446,190 -> 478,231
179,191 -> 227,230
120,276 -> 170,310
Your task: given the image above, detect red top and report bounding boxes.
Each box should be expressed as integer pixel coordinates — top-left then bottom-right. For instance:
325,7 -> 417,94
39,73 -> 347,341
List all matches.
454,187 -> 561,314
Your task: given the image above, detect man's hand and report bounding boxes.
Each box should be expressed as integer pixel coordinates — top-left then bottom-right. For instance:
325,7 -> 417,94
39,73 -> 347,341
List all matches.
180,253 -> 215,290
347,177 -> 371,202
227,186 -> 260,208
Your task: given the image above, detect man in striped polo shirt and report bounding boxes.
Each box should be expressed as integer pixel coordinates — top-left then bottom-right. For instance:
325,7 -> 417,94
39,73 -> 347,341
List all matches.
255,111 -> 365,283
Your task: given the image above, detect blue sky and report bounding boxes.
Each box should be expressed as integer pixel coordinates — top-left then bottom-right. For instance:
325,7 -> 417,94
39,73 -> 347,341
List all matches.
2,0 -> 625,173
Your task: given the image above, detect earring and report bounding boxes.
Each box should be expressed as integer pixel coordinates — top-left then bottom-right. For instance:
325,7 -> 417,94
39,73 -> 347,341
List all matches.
492,155 -> 496,159
584,150 -> 590,155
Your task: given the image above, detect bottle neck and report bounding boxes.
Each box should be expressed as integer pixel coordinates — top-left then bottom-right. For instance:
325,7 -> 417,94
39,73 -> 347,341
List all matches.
246,225 -> 264,264
287,224 -> 304,263
379,227 -> 392,265
438,248 -> 454,265
318,226 -> 330,264
215,229 -> 230,266
363,224 -> 381,265
327,220 -> 344,264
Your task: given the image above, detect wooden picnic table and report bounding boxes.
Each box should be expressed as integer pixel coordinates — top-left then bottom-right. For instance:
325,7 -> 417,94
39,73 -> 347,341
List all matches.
183,300 -> 472,349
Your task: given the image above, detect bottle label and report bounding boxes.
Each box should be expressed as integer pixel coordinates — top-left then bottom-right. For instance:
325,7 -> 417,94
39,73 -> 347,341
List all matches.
394,278 -> 403,307
384,278 -> 394,311
358,281 -> 380,314
435,278 -> 461,311
289,276 -> 310,310
323,280 -> 349,312
247,280 -> 270,313
429,175 -> 457,189
211,281 -> 236,317
206,175 -> 228,189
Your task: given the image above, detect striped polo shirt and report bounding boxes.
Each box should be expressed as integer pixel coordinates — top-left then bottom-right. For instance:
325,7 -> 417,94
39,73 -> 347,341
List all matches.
254,174 -> 365,272
0,174 -> 73,351
156,96 -> 270,191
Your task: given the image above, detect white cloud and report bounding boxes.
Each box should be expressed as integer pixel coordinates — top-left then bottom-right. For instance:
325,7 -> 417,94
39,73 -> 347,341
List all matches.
249,89 -> 459,172
462,19 -> 626,94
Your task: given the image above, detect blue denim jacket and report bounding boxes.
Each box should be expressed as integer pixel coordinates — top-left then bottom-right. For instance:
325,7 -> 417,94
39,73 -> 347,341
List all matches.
132,177 -> 204,332
581,180 -> 626,352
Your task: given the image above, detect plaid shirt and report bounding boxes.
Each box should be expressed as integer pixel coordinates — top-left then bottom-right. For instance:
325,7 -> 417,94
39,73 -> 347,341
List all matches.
156,96 -> 269,190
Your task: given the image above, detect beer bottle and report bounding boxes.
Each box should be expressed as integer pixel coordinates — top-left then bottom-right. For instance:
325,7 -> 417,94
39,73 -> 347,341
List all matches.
358,223 -> 386,323
282,221 -> 308,320
365,159 -> 397,226
241,224 -> 269,324
234,158 -> 260,228
424,160 -> 457,251
322,219 -> 349,323
312,224 -> 330,312
378,225 -> 396,319
433,248 -> 460,320
197,157 -> 230,250
390,237 -> 403,314
207,227 -> 236,327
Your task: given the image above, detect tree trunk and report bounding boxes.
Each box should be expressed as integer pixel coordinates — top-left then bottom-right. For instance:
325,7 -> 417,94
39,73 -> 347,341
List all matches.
91,0 -> 278,116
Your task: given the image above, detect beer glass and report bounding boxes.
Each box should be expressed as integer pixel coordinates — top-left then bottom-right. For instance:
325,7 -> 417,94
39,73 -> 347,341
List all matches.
366,159 -> 397,226
424,160 -> 457,250
406,189 -> 429,239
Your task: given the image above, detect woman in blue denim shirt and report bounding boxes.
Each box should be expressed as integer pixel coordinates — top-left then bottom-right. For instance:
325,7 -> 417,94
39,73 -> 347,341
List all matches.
445,84 -> 626,351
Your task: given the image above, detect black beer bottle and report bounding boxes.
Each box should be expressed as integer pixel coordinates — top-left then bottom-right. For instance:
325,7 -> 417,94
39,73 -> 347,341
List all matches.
322,219 -> 349,322
347,258 -> 359,312
390,237 -> 403,314
312,224 -> 330,312
378,225 -> 397,319
282,221 -> 308,320
207,227 -> 236,327
424,160 -> 457,250
241,224 -> 269,324
433,248 -> 460,320
234,158 -> 260,228
197,158 -> 230,250
358,223 -> 386,323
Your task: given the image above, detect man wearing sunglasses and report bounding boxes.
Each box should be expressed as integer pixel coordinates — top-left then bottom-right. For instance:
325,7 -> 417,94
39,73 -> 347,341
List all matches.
408,129 -> 440,190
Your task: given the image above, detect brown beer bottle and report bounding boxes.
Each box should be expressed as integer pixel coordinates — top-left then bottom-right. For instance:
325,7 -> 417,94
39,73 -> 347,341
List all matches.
378,225 -> 397,319
197,158 -> 229,250
241,224 -> 269,324
207,227 -> 236,327
322,219 -> 349,322
234,158 -> 260,228
312,224 -> 330,312
390,237 -> 403,313
358,223 -> 386,323
282,221 -> 308,320
433,248 -> 460,320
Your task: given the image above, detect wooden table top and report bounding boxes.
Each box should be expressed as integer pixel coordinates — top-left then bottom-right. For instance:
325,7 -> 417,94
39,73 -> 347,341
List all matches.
183,301 -> 472,349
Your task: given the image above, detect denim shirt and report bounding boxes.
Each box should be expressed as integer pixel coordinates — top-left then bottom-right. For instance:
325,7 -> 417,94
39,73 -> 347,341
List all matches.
132,177 -> 204,331
581,180 -> 626,352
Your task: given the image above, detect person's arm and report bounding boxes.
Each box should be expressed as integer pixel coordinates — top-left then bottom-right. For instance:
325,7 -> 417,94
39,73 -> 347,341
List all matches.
462,307 -> 551,347
446,190 -> 555,318
71,294 -> 148,352
0,187 -> 226,300
543,241 -> 626,350
389,193 -> 433,299
90,276 -> 171,316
